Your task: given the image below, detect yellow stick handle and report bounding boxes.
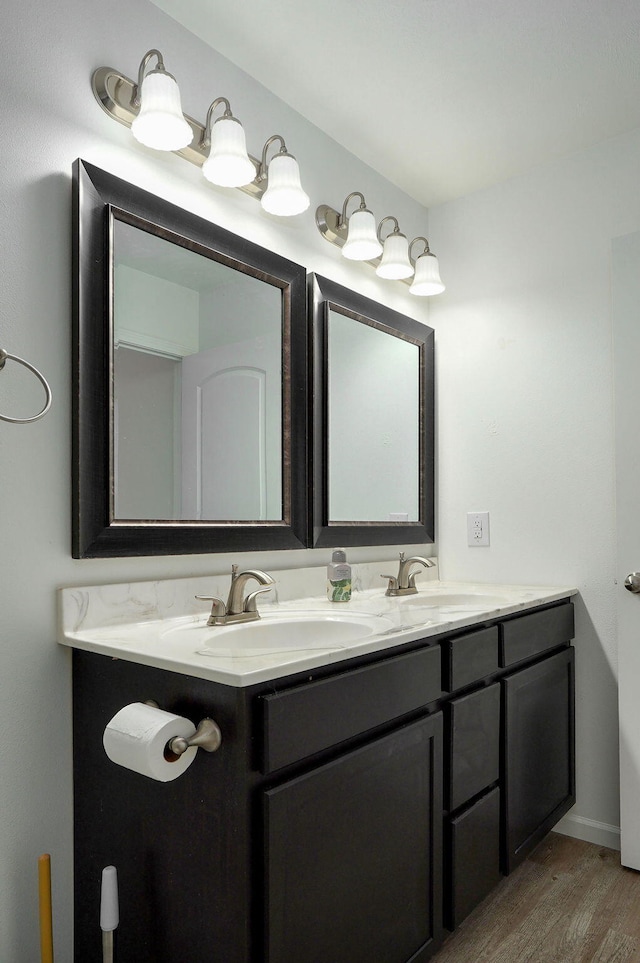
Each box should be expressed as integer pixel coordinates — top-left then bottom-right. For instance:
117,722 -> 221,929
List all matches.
38,854 -> 54,963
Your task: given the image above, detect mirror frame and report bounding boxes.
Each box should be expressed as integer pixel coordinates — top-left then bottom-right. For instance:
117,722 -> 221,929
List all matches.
72,159 -> 308,558
310,274 -> 435,549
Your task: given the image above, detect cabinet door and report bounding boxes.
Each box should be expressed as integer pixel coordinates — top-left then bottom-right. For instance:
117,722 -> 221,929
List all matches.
503,647 -> 575,872
263,713 -> 443,963
446,786 -> 501,930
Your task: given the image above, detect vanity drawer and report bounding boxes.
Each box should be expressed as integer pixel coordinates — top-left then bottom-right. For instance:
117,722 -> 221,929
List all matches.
446,683 -> 500,811
443,626 -> 499,692
446,786 -> 501,930
260,644 -> 442,773
500,602 -> 574,667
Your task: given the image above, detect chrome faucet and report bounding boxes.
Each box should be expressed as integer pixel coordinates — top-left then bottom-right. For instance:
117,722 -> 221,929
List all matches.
196,565 -> 276,625
381,552 -> 435,597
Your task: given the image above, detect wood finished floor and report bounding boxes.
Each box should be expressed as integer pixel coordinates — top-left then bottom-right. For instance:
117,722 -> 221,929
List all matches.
432,833 -> 640,962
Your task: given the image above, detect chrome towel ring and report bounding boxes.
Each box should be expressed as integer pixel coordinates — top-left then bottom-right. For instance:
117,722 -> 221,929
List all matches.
0,348 -> 52,423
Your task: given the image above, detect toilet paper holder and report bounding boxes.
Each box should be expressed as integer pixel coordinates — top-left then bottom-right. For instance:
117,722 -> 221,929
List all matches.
146,701 -> 222,757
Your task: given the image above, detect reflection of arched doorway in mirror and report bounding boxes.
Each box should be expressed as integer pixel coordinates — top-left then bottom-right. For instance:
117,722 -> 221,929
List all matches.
113,334 -> 282,522
181,333 -> 282,521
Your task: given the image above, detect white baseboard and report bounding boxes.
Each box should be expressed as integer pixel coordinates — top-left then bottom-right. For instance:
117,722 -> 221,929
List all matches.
553,813 -> 621,851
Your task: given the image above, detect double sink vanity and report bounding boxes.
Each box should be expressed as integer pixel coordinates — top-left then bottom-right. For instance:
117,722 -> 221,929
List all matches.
60,560 -> 577,963
69,155 -> 575,963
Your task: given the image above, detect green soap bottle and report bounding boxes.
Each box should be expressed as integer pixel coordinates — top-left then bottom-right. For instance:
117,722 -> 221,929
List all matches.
327,548 -> 351,602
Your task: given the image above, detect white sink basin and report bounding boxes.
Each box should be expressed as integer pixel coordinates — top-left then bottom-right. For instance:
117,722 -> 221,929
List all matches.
401,592 -> 513,610
161,610 -> 397,658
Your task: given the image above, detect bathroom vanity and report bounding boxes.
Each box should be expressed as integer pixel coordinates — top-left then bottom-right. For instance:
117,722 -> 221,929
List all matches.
62,575 -> 576,963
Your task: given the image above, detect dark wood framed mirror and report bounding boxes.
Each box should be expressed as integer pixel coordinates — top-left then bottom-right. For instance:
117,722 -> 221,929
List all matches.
310,274 -> 434,549
72,160 -> 307,557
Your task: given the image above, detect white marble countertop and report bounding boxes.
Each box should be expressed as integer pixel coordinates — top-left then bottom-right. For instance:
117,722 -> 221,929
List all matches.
58,563 -> 577,686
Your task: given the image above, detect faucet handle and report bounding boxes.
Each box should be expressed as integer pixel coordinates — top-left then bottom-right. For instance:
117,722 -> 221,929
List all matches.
195,595 -> 227,624
243,585 -> 274,613
195,595 -> 225,608
381,574 -> 399,596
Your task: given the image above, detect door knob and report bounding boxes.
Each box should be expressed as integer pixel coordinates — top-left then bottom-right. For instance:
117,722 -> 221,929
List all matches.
624,573 -> 640,593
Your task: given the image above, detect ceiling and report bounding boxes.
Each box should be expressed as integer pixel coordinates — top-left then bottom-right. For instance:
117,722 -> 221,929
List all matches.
150,0 -> 640,208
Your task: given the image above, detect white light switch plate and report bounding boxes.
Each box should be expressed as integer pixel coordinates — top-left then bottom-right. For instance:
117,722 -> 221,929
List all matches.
467,511 -> 490,547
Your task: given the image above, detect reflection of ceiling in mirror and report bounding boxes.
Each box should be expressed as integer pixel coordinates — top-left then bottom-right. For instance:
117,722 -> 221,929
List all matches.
113,219 -> 259,295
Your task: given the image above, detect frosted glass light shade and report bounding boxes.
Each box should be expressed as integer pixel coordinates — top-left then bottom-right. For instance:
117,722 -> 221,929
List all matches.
376,232 -> 414,279
131,70 -> 193,151
261,153 -> 310,216
202,116 -> 256,187
342,209 -> 383,261
409,253 -> 445,296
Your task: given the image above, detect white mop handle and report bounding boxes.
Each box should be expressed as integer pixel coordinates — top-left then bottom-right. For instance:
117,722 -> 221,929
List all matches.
100,866 -> 118,963
100,866 -> 119,931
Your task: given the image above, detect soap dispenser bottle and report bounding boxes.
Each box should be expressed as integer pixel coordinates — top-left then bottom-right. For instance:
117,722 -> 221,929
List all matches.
327,548 -> 352,602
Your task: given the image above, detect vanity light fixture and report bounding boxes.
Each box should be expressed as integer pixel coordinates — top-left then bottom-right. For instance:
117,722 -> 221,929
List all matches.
408,237 -> 445,296
92,49 -> 309,216
258,135 -> 310,217
316,197 -> 445,294
339,192 -> 383,261
376,217 -> 414,280
130,49 -> 193,151
201,97 -> 256,188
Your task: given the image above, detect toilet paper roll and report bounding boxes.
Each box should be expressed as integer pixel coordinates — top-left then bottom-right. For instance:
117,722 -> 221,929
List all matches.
103,702 -> 198,782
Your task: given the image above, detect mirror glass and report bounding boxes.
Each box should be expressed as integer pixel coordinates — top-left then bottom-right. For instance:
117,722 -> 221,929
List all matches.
328,307 -> 419,521
73,160 -> 307,558
311,274 -> 434,549
112,218 -> 283,522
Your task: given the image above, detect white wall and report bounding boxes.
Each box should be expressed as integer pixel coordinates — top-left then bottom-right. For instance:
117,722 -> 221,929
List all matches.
115,262 -> 200,356
429,126 -> 640,848
0,1 -> 432,959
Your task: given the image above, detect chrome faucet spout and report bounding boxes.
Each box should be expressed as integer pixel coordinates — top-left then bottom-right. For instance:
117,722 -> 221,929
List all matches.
382,552 -> 435,597
226,568 -> 276,616
398,554 -> 434,589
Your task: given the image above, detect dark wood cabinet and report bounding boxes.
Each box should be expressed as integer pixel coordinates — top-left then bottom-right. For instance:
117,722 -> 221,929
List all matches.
71,600 -> 575,961
441,601 -> 575,928
264,714 -> 443,963
502,646 -> 575,872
